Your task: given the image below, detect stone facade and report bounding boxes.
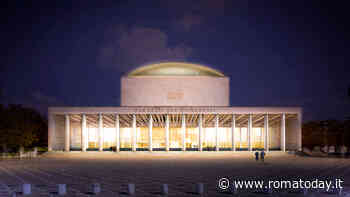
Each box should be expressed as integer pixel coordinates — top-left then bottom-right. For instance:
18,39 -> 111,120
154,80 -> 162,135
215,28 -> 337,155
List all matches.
121,76 -> 229,106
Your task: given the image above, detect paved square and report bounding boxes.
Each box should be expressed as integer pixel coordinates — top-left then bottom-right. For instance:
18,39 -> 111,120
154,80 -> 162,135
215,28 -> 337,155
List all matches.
1,152 -> 350,196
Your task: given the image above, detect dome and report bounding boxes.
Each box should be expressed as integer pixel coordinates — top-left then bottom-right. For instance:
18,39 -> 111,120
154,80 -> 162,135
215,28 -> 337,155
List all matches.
127,62 -> 225,77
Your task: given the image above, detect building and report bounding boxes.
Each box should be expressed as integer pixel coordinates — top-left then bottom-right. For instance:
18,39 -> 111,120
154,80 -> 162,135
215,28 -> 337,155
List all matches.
48,62 -> 302,152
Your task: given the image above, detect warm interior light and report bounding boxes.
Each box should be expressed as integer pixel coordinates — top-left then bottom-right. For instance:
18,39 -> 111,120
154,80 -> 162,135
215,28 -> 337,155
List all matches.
84,126 -> 265,149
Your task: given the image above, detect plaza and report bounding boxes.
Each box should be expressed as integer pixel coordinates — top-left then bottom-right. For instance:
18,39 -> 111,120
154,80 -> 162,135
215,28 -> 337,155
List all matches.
0,152 -> 349,196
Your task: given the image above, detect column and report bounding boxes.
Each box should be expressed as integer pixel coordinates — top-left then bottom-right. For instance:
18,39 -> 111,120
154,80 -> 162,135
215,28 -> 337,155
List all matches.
239,127 -> 242,149
149,115 -> 153,152
297,112 -> 302,151
98,113 -> 103,152
165,114 -> 170,151
248,114 -> 252,151
132,114 -> 136,152
182,114 -> 186,151
198,114 -> 203,152
64,114 -> 70,152
264,114 -> 269,152
281,113 -> 286,152
81,114 -> 87,152
232,114 -> 236,151
215,114 -> 219,151
48,113 -> 55,151
115,114 -> 120,152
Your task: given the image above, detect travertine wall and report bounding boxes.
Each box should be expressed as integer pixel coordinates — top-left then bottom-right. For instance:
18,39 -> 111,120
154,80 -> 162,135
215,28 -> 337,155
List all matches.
121,76 -> 230,106
53,115 -> 65,151
286,118 -> 299,150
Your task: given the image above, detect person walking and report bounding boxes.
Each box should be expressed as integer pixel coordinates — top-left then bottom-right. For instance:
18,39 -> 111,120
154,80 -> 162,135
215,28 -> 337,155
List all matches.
260,151 -> 265,162
255,151 -> 259,161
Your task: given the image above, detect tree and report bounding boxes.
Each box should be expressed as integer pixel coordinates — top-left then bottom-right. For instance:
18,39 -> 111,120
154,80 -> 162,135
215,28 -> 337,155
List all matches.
0,105 -> 46,151
0,104 -> 7,152
344,119 -> 350,147
325,120 -> 343,146
302,121 -> 322,148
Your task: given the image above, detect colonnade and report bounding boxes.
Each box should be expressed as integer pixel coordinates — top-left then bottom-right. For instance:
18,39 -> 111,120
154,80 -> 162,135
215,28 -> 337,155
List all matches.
63,114 -> 286,152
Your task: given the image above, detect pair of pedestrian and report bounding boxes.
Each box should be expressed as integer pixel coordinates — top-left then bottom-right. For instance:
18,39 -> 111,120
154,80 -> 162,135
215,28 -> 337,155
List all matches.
254,151 -> 265,162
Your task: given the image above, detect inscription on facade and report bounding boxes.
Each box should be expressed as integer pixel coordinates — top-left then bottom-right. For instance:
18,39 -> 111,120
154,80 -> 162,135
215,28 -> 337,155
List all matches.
167,91 -> 184,100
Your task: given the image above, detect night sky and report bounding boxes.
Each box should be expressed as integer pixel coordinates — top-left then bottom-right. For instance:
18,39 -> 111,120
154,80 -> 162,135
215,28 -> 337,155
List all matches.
1,1 -> 349,122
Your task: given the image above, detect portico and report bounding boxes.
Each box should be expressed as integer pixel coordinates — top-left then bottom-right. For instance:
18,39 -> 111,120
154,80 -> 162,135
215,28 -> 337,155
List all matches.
48,106 -> 302,152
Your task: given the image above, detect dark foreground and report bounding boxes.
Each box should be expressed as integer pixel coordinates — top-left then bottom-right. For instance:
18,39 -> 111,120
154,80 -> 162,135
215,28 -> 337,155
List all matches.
0,152 -> 350,196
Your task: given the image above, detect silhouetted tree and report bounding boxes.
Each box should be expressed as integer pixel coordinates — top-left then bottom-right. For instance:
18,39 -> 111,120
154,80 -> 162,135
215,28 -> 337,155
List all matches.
344,119 -> 350,147
0,105 -> 47,151
303,121 -> 322,148
303,119 -> 349,148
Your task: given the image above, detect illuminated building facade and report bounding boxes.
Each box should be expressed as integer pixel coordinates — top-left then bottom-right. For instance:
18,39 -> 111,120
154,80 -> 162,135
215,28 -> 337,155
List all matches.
48,62 -> 302,152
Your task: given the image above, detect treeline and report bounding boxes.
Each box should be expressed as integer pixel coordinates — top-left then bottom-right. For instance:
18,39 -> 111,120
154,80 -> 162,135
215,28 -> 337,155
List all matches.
303,119 -> 350,149
0,104 -> 47,152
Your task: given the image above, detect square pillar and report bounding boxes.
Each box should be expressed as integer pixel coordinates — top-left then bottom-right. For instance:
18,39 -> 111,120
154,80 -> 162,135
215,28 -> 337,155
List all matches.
182,114 -> 186,151
132,114 -> 136,152
281,113 -> 286,152
115,114 -> 120,152
232,114 -> 236,152
81,114 -> 87,152
198,114 -> 203,152
215,114 -> 219,151
165,114 -> 170,151
297,112 -> 302,151
239,127 -> 242,149
48,113 -> 55,151
248,114 -> 252,151
64,114 -> 70,152
264,114 -> 269,152
98,113 -> 103,152
149,115 -> 153,152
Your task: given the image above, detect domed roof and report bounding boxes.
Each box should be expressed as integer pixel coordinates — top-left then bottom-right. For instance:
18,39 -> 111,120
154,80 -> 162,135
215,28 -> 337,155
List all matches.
127,62 -> 225,77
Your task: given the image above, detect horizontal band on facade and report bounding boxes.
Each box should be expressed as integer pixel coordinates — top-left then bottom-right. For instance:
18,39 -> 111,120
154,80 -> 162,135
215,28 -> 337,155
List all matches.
49,106 -> 302,115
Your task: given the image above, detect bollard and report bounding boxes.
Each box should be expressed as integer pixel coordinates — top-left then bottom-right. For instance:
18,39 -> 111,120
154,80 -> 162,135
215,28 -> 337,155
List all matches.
19,147 -> 25,159
303,188 -> 308,196
229,183 -> 237,194
33,147 -> 38,158
338,188 -> 343,196
92,183 -> 101,194
267,187 -> 273,194
58,184 -> 67,195
128,183 -> 135,195
22,184 -> 31,195
161,184 -> 168,195
306,190 -> 317,197
195,183 -> 204,195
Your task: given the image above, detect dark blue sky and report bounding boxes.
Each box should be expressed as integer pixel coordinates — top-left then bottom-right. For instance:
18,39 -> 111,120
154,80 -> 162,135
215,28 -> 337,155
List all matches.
1,1 -> 349,121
